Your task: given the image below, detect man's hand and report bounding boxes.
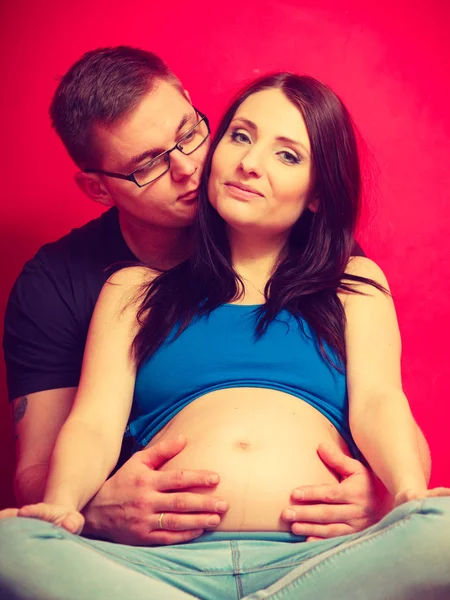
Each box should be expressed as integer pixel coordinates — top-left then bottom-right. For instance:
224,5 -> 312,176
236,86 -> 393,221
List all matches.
82,434 -> 229,546
281,442 -> 386,541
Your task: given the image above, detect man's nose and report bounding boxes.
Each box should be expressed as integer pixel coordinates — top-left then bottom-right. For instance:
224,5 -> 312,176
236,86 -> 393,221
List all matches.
170,150 -> 198,181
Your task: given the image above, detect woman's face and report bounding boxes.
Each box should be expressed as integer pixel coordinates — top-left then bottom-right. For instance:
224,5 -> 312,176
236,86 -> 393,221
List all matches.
208,88 -> 316,238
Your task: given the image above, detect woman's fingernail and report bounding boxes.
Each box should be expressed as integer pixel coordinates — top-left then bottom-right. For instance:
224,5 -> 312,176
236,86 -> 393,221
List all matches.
284,509 -> 296,521
215,501 -> 228,512
207,474 -> 219,484
292,489 -> 305,500
206,515 -> 220,527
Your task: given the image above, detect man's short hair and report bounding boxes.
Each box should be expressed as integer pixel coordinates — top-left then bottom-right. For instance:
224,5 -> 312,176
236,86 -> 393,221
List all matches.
49,46 -> 183,168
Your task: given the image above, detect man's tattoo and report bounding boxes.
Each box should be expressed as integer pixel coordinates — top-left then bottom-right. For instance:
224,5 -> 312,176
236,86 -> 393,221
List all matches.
13,396 -> 28,425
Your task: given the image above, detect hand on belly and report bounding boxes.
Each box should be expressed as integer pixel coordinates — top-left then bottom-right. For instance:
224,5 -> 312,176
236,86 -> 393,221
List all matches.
152,389 -> 348,531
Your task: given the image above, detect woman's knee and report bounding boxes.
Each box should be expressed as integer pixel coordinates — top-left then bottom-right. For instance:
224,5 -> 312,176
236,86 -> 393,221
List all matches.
420,496 -> 450,522
410,496 -> 450,552
0,516 -> 64,549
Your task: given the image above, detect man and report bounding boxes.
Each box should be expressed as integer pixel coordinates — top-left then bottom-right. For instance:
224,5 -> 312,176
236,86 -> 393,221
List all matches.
2,46 -> 414,546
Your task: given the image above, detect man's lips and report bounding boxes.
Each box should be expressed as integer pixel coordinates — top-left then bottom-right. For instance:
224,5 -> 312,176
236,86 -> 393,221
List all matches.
178,189 -> 199,202
225,182 -> 263,200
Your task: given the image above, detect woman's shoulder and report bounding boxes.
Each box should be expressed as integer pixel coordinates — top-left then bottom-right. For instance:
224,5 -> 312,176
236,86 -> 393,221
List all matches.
345,256 -> 390,289
97,266 -> 158,315
106,265 -> 158,288
339,257 -> 392,310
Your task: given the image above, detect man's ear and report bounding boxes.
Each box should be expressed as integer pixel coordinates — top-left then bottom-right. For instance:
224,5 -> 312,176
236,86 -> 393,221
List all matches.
183,89 -> 192,104
74,171 -> 114,207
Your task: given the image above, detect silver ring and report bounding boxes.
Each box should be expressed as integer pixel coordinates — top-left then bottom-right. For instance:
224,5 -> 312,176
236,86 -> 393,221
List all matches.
158,512 -> 165,530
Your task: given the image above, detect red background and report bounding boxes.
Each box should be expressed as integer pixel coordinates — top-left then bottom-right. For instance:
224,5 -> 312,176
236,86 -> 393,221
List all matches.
1,0 -> 449,507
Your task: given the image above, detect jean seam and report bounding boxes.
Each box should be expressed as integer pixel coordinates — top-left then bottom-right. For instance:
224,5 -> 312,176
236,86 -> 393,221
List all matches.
44,533 -> 309,575
261,503 -> 424,599
230,558 -> 306,575
231,541 -> 244,599
79,539 -> 314,575
36,531 -> 209,578
63,534 -> 228,575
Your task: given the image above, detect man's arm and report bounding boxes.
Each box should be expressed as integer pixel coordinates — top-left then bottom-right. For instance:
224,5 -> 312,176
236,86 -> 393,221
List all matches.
4,252 -> 85,507
8,267 -> 229,545
13,388 -> 76,506
12,386 -> 230,546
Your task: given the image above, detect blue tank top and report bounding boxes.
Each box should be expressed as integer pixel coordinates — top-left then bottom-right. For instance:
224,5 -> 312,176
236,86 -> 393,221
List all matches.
128,304 -> 359,457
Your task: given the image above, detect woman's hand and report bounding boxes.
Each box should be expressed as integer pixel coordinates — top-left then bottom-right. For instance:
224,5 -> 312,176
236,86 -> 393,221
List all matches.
426,487 -> 450,497
0,504 -> 84,534
281,442 -> 385,540
18,503 -> 85,534
0,508 -> 20,519
394,487 -> 450,507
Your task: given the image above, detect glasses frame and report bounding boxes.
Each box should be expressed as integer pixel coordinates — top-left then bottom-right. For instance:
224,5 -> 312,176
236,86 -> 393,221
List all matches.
84,109 -> 210,188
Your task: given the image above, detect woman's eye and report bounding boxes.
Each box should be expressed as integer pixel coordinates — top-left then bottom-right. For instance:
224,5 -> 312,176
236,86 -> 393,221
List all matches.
230,130 -> 251,144
278,150 -> 301,165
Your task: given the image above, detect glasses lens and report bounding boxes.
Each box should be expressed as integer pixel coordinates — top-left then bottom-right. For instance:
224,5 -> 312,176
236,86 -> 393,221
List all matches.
178,119 -> 209,155
133,154 -> 170,186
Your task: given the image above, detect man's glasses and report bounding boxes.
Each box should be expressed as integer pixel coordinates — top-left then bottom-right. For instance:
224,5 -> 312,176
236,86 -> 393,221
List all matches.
84,110 -> 210,187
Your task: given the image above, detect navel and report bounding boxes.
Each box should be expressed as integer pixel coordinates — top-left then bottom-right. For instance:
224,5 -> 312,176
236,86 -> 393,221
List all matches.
237,440 -> 252,451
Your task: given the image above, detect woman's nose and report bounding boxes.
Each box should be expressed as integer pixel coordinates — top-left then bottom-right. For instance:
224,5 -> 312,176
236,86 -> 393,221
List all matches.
238,147 -> 264,178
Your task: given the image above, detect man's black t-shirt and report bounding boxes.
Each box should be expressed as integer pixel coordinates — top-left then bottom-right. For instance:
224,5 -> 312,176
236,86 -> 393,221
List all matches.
4,207 -> 365,402
3,208 -> 137,401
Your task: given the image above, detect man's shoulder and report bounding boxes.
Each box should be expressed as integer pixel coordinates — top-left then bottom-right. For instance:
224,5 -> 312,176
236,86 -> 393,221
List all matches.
6,207 -> 132,324
3,209 -> 135,401
30,207 -> 123,272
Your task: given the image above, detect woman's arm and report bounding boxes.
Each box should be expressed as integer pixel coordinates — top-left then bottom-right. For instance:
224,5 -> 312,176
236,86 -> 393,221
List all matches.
343,257 -> 428,498
41,267 -> 149,513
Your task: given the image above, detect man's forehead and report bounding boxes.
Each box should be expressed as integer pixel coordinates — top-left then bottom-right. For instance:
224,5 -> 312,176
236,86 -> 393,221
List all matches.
94,83 -> 195,167
100,83 -> 192,139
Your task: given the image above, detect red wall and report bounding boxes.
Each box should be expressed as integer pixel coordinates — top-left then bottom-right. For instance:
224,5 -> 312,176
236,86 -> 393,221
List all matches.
1,0 -> 449,507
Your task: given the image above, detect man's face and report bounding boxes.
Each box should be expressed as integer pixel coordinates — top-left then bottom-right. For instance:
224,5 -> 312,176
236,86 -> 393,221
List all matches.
93,80 -> 210,230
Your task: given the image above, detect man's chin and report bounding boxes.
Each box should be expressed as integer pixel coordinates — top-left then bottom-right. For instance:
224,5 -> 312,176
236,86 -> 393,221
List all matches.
177,194 -> 198,207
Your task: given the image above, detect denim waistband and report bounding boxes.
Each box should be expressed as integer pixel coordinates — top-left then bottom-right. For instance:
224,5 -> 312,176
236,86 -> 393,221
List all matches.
191,530 -> 306,543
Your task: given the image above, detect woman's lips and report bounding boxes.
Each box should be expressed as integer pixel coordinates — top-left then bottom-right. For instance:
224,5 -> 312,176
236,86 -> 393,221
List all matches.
224,182 -> 263,201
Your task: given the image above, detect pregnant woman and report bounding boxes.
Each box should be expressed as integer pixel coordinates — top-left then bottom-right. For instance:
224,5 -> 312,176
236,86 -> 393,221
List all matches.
1,73 -> 449,600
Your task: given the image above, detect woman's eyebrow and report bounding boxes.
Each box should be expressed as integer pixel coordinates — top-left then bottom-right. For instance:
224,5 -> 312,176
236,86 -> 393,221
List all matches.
275,135 -> 310,156
231,117 -> 257,131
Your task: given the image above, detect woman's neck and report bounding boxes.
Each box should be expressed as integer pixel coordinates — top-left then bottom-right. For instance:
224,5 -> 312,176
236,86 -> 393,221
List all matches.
228,227 -> 288,300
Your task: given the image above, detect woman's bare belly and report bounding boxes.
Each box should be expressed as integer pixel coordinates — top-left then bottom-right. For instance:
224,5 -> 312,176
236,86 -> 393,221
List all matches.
147,388 -> 350,531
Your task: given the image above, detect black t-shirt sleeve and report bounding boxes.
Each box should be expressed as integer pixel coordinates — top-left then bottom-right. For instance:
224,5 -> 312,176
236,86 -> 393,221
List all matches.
3,257 -> 84,401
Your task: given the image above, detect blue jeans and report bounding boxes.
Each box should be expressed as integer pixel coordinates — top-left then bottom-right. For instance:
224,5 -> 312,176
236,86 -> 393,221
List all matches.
1,497 -> 449,599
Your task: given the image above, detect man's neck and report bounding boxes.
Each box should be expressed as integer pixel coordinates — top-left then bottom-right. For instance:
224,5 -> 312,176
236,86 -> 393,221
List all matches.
119,212 -> 192,270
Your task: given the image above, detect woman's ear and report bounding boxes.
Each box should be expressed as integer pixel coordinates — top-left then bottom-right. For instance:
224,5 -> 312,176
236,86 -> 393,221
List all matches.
308,195 -> 319,213
74,171 -> 114,207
